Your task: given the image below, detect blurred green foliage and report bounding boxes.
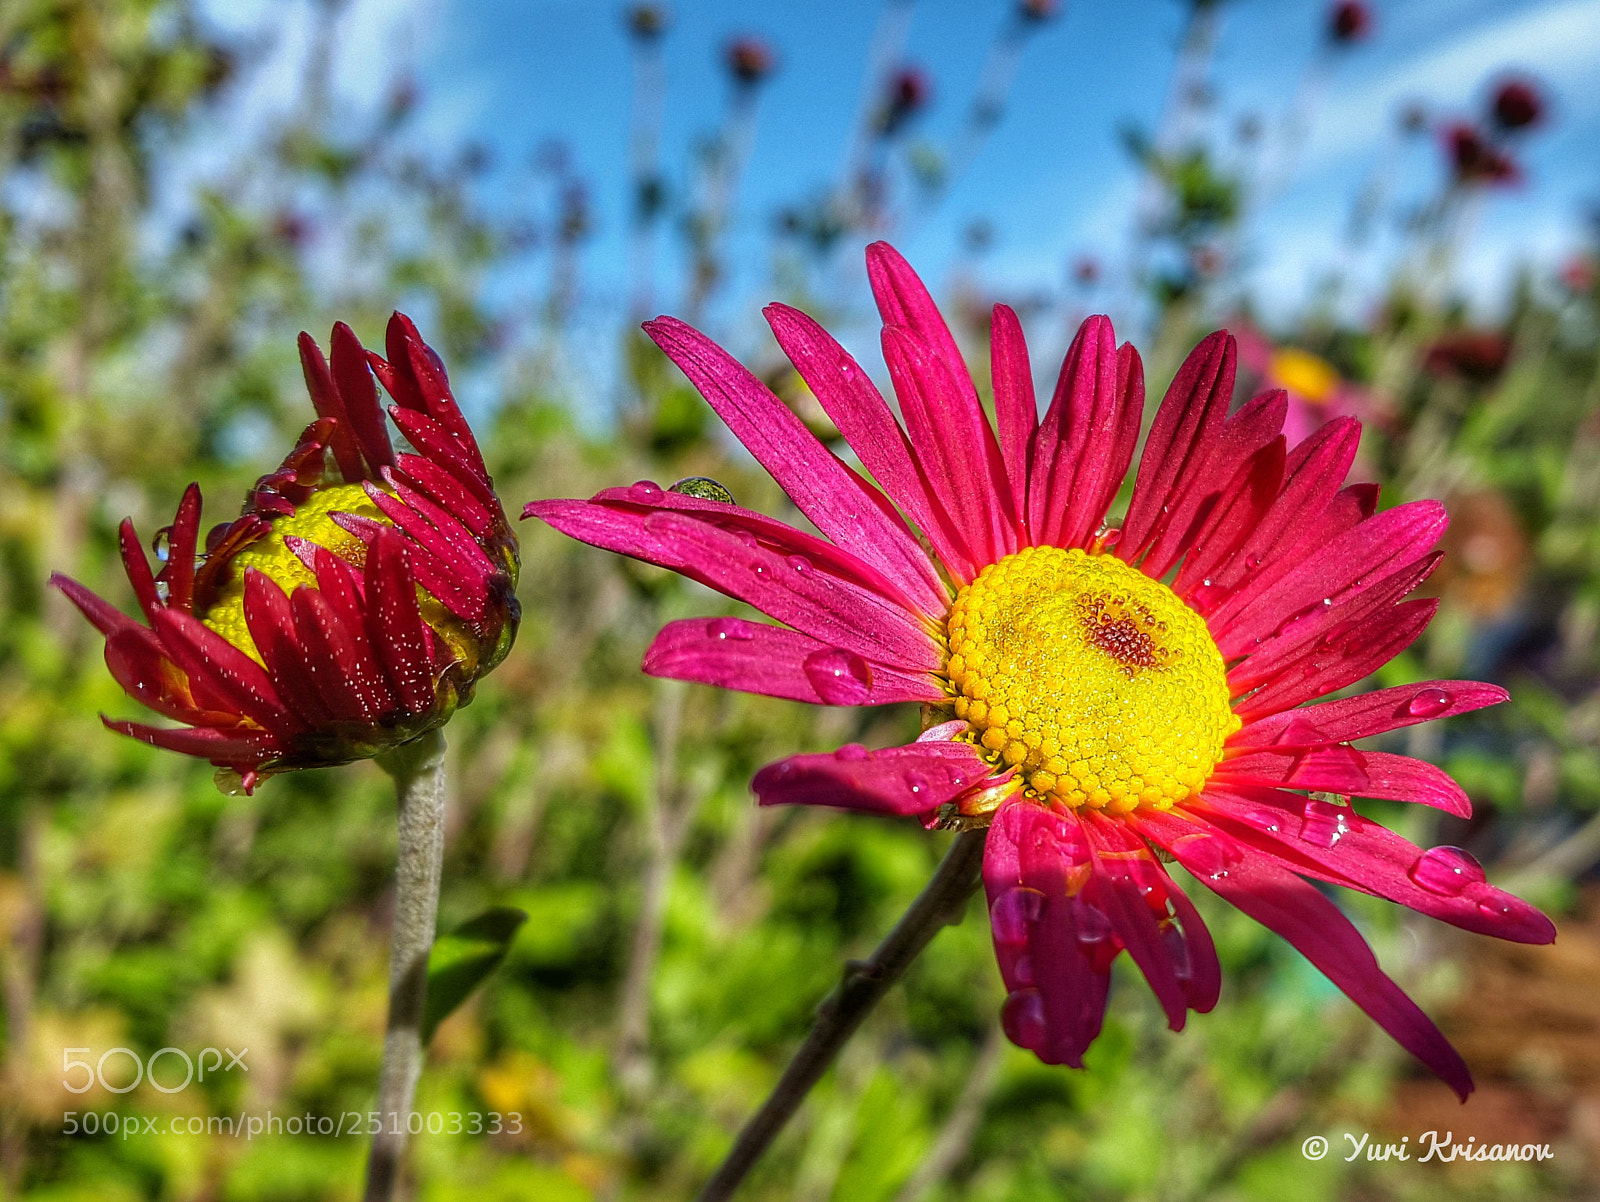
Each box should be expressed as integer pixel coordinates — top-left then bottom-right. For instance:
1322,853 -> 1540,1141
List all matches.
2,2 -> 1598,1201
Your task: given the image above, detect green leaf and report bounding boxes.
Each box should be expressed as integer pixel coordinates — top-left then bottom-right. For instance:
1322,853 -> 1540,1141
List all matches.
422,907 -> 528,1045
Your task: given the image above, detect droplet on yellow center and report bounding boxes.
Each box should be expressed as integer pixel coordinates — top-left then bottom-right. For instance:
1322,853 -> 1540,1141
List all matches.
945,546 -> 1238,814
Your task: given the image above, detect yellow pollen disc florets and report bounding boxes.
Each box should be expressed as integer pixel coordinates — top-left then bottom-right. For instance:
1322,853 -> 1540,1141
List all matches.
201,483 -> 389,663
945,546 -> 1238,814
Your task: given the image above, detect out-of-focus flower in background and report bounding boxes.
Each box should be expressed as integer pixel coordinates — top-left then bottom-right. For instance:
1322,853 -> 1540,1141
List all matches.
1443,122 -> 1520,187
1423,328 -> 1512,383
51,316 -> 520,794
724,37 -> 776,87
1490,75 -> 1546,133
1233,323 -> 1380,444
1328,0 -> 1373,46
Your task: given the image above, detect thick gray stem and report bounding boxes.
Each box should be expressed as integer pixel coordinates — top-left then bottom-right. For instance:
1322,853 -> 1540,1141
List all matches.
363,728 -> 449,1202
696,829 -> 987,1202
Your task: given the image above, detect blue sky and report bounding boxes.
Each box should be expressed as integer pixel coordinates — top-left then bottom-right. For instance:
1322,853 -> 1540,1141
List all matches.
201,0 -> 1600,362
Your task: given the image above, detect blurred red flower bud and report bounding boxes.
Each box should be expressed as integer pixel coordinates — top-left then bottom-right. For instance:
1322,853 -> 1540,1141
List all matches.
1072,256 -> 1101,286
879,66 -> 931,135
725,37 -> 776,85
1443,123 -> 1519,186
1019,0 -> 1061,21
1490,77 -> 1544,131
627,5 -> 667,41
1328,1 -> 1372,43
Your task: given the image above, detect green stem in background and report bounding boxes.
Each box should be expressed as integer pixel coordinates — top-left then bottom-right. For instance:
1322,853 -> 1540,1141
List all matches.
363,727 -> 449,1202
695,829 -> 988,1202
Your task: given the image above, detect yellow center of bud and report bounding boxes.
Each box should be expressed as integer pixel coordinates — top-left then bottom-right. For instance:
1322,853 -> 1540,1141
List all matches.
201,484 -> 389,663
945,546 -> 1238,814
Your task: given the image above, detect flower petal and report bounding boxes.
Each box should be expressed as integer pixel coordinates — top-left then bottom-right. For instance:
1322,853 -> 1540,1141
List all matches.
882,324 -> 1019,571
150,608 -> 301,738
1029,316 -> 1139,549
646,314 -> 964,593
1217,500 -> 1448,659
1232,681 -> 1508,749
298,332 -> 366,481
1233,599 -> 1438,719
989,303 -> 1037,522
582,485 -> 940,620
751,741 -> 993,815
331,321 -> 396,473
1139,806 -> 1475,1101
529,504 -> 942,670
1145,389 -> 1287,581
1192,785 -> 1555,945
643,618 -> 945,706
102,717 -> 280,764
1081,813 -> 1196,1030
983,803 -> 1110,1066
1119,331 -> 1235,563
763,302 -> 967,598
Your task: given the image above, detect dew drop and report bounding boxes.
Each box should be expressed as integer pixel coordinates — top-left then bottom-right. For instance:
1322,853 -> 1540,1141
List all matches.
803,647 -> 874,705
1407,688 -> 1453,719
706,617 -> 755,641
1190,580 -> 1227,611
668,476 -> 735,504
1176,834 -> 1239,879
1001,988 -> 1047,1051
1300,798 -> 1350,848
1073,901 -> 1114,945
786,554 -> 811,574
629,480 -> 663,502
990,887 -> 1047,946
212,766 -> 248,796
1012,954 -> 1037,988
733,529 -> 760,550
1162,924 -> 1192,980
1408,846 -> 1485,896
903,770 -> 931,798
834,743 -> 870,761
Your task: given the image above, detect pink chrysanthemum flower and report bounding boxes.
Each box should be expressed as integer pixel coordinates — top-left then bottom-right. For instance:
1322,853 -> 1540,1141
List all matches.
53,314 -> 519,794
529,243 -> 1553,1098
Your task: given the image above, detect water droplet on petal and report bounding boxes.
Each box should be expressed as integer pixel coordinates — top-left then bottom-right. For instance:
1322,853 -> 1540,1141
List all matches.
1190,580 -> 1227,611
990,886 -> 1047,946
1408,846 -> 1486,896
1012,954 -> 1037,988
707,617 -> 755,641
629,480 -> 663,502
835,743 -> 870,761
1073,901 -> 1113,945
1175,834 -> 1239,879
903,770 -> 931,798
1001,988 -> 1047,1050
1300,798 -> 1350,848
786,554 -> 811,574
668,476 -> 735,504
1161,924 -> 1192,980
1407,688 -> 1453,718
803,647 -> 874,705
732,529 -> 759,550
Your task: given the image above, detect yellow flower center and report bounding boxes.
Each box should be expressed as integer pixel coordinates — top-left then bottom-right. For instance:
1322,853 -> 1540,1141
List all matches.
1270,347 -> 1340,404
945,546 -> 1238,814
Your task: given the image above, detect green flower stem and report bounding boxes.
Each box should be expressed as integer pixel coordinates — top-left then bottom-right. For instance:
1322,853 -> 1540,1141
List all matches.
696,828 -> 988,1202
363,727 -> 449,1202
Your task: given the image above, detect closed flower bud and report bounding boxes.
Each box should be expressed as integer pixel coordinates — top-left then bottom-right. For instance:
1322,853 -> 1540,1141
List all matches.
53,314 -> 519,794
